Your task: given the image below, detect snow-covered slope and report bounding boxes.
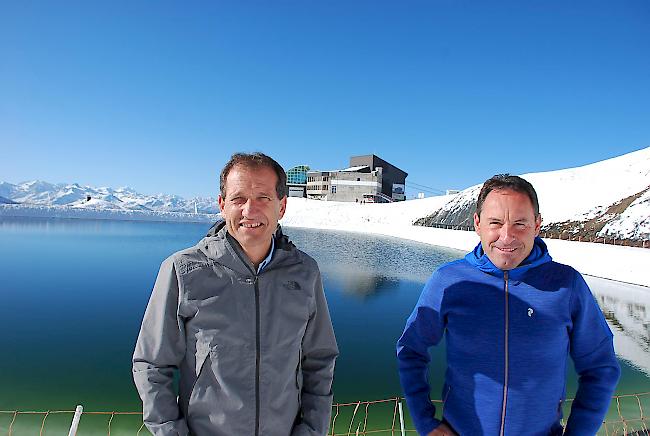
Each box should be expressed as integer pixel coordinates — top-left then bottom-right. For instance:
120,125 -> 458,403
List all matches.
414,147 -> 650,241
528,147 -> 650,224
599,188 -> 650,240
282,194 -> 453,229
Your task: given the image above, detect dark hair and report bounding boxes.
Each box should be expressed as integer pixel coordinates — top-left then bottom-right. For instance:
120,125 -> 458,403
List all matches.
476,174 -> 540,218
220,152 -> 288,199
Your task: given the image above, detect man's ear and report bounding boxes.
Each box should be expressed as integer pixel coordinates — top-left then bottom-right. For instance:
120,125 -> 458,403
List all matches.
473,212 -> 480,234
218,194 -> 225,213
534,214 -> 542,236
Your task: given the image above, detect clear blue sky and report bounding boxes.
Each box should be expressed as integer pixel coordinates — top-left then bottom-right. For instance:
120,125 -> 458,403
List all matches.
2,1 -> 649,198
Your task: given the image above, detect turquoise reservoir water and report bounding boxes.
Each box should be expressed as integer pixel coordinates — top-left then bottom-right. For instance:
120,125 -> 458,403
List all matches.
0,217 -> 648,434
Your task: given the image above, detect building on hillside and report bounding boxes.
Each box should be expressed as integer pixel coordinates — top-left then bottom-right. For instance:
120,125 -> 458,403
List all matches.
286,165 -> 310,198
306,154 -> 407,202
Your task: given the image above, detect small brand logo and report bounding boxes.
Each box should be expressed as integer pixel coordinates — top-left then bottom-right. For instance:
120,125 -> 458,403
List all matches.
528,308 -> 534,317
283,281 -> 301,291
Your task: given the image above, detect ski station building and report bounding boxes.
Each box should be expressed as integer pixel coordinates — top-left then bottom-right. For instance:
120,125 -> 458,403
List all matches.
300,154 -> 407,203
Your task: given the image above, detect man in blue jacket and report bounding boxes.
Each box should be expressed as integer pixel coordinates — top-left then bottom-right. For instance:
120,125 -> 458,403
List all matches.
396,174 -> 620,435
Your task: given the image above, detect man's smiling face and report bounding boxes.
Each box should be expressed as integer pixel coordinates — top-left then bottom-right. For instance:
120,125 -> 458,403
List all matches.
473,189 -> 541,270
218,164 -> 286,261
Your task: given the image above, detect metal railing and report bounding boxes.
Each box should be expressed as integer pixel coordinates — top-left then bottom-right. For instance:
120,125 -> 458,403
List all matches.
589,392 -> 650,435
2,393 -> 649,435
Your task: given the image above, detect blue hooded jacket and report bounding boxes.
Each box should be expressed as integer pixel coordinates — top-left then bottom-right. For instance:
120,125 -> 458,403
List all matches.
397,237 -> 620,435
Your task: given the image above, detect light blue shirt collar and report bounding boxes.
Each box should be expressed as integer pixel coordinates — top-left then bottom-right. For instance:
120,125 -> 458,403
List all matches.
256,237 -> 275,274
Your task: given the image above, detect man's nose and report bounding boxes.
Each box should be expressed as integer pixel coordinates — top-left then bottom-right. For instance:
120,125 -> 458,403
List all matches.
241,198 -> 257,215
499,224 -> 515,243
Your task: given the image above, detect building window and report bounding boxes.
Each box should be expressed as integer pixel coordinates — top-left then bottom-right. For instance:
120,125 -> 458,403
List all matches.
331,185 -> 337,193
287,165 -> 310,184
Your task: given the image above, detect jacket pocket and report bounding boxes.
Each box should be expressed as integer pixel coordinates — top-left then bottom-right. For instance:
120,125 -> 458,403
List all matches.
549,398 -> 565,435
295,349 -> 303,404
186,330 -> 218,419
442,384 -> 452,411
194,330 -> 216,376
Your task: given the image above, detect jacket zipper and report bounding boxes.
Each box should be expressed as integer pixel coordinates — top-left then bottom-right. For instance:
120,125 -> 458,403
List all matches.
254,276 -> 261,436
499,271 -> 509,436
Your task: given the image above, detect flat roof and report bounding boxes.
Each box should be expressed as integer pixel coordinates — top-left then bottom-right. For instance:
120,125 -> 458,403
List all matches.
340,165 -> 370,172
307,165 -> 371,173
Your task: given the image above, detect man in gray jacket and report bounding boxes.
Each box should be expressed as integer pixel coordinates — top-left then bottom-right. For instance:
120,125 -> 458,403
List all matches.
133,152 -> 339,436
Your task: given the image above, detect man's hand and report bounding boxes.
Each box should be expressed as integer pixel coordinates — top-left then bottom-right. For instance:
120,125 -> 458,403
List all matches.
427,422 -> 455,436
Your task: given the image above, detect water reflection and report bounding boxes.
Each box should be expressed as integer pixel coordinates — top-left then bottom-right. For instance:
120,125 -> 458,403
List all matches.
587,276 -> 650,376
285,226 -> 463,292
323,265 -> 400,299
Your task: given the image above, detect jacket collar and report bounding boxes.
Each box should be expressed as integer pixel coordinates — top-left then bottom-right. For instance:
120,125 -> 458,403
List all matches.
464,236 -> 552,279
200,220 -> 302,275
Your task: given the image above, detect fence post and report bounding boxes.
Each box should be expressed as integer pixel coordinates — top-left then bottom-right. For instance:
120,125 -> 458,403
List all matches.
68,405 -> 83,436
398,400 -> 406,436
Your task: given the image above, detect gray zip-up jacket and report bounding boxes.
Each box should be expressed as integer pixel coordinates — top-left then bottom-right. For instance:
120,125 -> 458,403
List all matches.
133,222 -> 339,436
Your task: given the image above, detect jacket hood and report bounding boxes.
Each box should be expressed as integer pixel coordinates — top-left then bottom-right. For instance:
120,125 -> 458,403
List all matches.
465,236 -> 552,278
205,219 -> 226,237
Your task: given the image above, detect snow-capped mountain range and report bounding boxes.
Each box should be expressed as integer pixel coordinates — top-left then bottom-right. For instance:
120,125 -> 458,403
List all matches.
0,181 -> 219,213
1,147 -> 649,237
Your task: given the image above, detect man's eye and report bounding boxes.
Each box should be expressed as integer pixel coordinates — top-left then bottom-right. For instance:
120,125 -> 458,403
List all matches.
231,197 -> 245,204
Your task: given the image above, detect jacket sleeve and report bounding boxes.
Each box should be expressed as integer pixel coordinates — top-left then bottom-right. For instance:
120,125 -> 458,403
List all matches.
396,272 -> 446,436
132,256 -> 189,436
564,272 -> 621,436
291,269 -> 339,436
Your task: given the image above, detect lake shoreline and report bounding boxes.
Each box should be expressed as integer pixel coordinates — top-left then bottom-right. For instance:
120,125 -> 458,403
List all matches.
281,198 -> 650,288
2,203 -> 648,287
